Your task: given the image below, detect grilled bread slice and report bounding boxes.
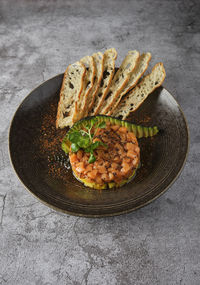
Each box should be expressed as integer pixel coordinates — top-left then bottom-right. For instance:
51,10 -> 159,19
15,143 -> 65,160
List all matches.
107,52 -> 151,115
112,63 -> 166,120
56,62 -> 86,128
99,50 -> 140,115
89,48 -> 117,116
85,52 -> 104,116
73,56 -> 95,123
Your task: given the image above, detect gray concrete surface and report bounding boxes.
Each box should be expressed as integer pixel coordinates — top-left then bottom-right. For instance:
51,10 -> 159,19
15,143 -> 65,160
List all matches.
0,0 -> 200,284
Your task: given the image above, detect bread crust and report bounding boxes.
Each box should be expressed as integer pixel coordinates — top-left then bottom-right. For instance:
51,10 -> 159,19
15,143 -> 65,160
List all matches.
72,56 -> 95,124
87,52 -> 104,114
56,62 -> 86,128
56,66 -> 69,129
113,62 -> 166,119
131,62 -> 166,114
107,52 -> 152,116
99,50 -> 140,115
81,56 -> 96,117
56,50 -> 166,128
90,48 -> 118,116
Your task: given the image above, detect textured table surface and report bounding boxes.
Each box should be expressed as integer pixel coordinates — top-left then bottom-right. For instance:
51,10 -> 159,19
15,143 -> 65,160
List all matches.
0,0 -> 200,284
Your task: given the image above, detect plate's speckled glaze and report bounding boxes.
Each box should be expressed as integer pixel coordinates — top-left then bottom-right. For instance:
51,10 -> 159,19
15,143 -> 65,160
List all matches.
9,74 -> 189,217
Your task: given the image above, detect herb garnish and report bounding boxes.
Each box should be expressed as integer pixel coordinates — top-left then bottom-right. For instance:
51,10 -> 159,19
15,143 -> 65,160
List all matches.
67,118 -> 107,163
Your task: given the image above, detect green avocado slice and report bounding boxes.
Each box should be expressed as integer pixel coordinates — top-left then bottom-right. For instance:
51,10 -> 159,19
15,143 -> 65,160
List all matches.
62,115 -> 159,154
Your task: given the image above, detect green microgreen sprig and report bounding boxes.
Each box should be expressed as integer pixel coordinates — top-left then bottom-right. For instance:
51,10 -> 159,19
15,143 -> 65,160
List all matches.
67,118 -> 107,163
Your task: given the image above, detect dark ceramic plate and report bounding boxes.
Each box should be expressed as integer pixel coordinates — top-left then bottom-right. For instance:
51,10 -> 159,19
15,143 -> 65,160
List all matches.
9,74 -> 189,217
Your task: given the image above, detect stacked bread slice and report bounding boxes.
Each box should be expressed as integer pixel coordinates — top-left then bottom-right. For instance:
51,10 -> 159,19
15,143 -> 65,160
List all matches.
56,49 -> 166,128
89,48 -> 117,116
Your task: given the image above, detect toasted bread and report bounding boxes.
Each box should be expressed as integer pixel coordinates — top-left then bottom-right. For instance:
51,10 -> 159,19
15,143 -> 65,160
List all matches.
107,52 -> 151,115
85,52 -> 104,116
89,48 -> 117,116
112,63 -> 166,120
98,50 -> 140,115
72,56 -> 95,123
56,62 -> 86,128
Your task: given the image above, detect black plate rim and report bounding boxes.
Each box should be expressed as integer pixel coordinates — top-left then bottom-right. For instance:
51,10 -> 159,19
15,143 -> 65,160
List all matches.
8,73 -> 190,218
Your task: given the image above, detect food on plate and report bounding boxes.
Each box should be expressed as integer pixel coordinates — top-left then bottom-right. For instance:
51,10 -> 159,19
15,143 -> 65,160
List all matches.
56,61 -> 86,128
112,62 -> 166,119
97,50 -> 140,115
73,55 -> 95,122
56,48 -> 165,189
61,116 -> 159,189
89,48 -> 117,116
106,52 -> 152,116
56,48 -> 166,129
86,52 -> 104,115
